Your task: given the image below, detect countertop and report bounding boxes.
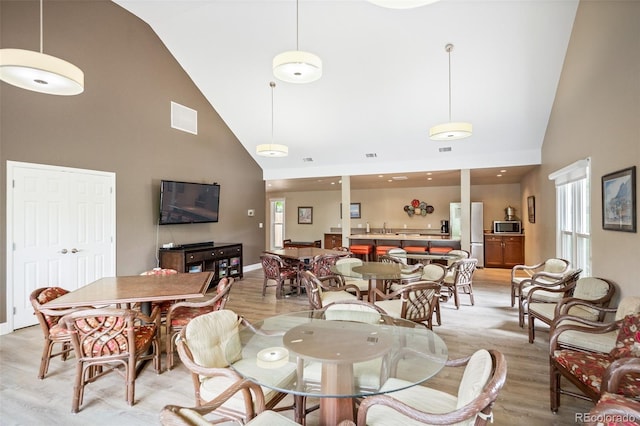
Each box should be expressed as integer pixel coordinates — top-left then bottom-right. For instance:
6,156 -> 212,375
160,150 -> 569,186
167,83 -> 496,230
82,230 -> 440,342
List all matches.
349,233 -> 458,241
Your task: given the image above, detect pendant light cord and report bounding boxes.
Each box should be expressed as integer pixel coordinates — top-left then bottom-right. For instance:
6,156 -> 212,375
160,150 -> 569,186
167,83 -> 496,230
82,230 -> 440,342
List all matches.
446,44 -> 453,122
296,0 -> 300,50
270,81 -> 276,142
39,0 -> 44,53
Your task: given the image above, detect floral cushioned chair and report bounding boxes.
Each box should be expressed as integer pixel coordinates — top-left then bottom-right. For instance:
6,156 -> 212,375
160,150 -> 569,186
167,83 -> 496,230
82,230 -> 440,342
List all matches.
549,313 -> 640,413
30,287 -> 92,379
61,307 -> 161,412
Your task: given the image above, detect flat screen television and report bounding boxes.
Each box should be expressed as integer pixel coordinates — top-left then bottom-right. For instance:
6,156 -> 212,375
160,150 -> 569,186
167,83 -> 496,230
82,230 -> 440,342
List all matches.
159,180 -> 220,225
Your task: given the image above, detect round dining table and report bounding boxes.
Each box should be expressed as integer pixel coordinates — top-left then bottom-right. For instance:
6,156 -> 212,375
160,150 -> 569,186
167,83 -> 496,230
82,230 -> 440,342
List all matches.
225,310 -> 448,426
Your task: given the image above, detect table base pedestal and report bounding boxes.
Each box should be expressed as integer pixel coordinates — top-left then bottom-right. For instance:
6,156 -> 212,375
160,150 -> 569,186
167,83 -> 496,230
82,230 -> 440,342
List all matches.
320,363 -> 355,425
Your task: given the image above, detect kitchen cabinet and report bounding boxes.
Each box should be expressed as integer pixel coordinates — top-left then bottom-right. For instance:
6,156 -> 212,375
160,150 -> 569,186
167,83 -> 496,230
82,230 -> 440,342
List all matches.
484,234 -> 524,268
159,242 -> 242,284
324,233 -> 343,249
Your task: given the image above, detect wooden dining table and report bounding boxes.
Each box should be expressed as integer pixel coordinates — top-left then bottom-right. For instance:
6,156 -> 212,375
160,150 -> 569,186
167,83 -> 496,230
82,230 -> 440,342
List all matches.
41,272 -> 214,314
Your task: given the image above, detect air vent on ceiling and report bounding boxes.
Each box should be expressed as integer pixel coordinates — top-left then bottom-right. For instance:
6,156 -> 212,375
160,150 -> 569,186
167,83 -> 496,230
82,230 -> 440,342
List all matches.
171,101 -> 198,135
365,153 -> 377,158
303,157 -> 313,162
439,147 -> 452,152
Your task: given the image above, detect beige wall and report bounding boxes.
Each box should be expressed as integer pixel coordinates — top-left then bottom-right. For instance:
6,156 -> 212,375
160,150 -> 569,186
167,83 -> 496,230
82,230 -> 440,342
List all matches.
0,1 -> 266,323
270,183 -> 522,243
526,0 -> 639,299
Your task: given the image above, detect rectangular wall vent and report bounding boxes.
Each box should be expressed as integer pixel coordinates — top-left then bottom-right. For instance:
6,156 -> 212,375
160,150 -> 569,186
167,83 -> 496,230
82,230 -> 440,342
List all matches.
365,153 -> 377,158
171,101 -> 198,135
439,147 -> 452,152
302,157 -> 314,162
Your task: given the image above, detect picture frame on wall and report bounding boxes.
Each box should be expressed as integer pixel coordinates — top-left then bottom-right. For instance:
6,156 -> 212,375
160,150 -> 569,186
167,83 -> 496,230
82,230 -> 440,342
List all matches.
601,166 -> 636,232
339,202 -> 361,219
527,196 -> 535,223
298,206 -> 313,224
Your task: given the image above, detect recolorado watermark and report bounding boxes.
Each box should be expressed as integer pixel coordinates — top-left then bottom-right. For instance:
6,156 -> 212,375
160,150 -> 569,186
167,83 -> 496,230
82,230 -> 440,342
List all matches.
576,412 -> 638,423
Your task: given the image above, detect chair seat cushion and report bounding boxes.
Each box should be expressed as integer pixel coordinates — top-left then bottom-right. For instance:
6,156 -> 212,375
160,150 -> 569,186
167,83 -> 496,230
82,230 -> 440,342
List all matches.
350,245 -> 373,254
366,378 -> 459,426
200,358 -> 296,408
557,323 -> 617,353
429,247 -> 453,254
522,285 -> 564,302
530,303 -> 600,323
320,290 -> 358,305
344,277 -> 369,291
552,350 -> 639,397
404,246 -> 427,253
374,300 -> 402,319
170,306 -> 216,326
246,410 -> 300,425
49,324 -> 72,339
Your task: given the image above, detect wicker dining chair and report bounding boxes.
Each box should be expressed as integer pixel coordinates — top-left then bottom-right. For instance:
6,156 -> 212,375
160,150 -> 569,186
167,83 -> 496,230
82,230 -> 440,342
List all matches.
30,287 -> 90,379
260,253 -> 301,298
61,307 -> 162,412
165,277 -> 234,370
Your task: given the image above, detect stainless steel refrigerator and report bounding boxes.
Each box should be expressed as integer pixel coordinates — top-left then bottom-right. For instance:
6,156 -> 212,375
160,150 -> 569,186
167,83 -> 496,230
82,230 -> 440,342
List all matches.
450,202 -> 484,267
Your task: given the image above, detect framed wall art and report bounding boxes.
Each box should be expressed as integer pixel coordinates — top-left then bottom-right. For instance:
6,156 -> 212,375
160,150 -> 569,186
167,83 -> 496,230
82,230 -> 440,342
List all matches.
527,196 -> 535,223
298,206 -> 313,224
601,166 -> 636,232
340,202 -> 361,219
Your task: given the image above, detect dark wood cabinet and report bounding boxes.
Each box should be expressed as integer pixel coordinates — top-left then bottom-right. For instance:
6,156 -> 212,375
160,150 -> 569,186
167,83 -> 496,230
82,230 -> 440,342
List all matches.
159,242 -> 242,284
324,233 -> 343,249
484,234 -> 524,268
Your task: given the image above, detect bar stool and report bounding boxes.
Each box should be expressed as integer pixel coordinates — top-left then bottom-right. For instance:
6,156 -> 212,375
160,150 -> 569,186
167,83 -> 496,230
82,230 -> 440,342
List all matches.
349,244 -> 373,261
375,245 -> 400,261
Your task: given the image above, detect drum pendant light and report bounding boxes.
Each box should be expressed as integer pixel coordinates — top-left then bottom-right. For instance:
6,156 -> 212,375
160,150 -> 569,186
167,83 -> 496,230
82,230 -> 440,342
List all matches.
273,0 -> 322,84
0,0 -> 84,96
257,82 -> 289,157
430,44 -> 472,140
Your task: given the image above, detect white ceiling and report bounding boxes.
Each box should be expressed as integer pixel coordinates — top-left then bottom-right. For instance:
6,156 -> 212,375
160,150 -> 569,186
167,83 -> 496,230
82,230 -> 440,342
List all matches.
114,0 -> 578,190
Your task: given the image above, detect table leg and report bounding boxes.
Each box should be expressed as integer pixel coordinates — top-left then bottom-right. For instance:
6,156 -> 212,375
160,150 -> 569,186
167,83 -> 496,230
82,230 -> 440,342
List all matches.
367,278 -> 385,303
319,363 -> 355,426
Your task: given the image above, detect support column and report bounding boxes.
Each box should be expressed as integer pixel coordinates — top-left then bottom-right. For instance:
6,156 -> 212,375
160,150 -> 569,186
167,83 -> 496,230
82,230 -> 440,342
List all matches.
341,176 -> 351,247
460,169 -> 471,252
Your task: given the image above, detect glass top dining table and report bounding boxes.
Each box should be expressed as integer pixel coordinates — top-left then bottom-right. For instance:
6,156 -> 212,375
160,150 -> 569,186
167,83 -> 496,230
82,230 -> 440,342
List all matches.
225,310 -> 448,426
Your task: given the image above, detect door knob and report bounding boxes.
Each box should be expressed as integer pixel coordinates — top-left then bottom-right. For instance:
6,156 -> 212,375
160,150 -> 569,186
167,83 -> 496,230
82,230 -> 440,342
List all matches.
60,249 -> 68,254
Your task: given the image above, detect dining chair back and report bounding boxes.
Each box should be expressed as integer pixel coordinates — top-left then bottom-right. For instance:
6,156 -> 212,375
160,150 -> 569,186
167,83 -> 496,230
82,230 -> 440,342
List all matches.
443,258 -> 478,309
299,270 -> 359,309
373,281 -> 442,329
260,253 -> 300,298
61,307 -> 161,412
355,349 -> 507,426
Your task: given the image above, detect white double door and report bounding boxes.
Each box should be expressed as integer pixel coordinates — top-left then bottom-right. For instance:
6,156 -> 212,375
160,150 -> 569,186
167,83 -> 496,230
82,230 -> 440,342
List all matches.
7,161 -> 116,330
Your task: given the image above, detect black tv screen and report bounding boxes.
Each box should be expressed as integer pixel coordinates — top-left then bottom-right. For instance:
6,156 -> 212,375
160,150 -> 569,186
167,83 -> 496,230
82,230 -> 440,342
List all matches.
159,180 -> 220,225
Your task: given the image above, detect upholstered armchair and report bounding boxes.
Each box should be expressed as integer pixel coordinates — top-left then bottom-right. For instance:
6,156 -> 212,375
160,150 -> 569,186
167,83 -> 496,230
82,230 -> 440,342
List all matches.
527,276 -> 614,343
175,309 -> 296,423
549,313 -> 640,413
353,349 -> 507,426
511,258 -> 570,307
517,268 -> 581,327
552,296 -> 640,353
585,390 -> 640,426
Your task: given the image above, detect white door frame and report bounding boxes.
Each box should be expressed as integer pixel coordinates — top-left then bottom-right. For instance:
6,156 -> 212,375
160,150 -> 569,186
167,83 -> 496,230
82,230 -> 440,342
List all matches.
2,161 -> 116,334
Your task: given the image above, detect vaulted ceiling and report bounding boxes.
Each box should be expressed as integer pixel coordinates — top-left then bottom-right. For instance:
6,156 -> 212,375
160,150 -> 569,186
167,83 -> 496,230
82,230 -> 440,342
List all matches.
115,0 -> 578,190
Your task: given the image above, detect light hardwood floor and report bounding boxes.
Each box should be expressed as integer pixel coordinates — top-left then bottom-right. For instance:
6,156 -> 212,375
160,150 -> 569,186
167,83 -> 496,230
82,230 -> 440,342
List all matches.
0,267 -> 592,425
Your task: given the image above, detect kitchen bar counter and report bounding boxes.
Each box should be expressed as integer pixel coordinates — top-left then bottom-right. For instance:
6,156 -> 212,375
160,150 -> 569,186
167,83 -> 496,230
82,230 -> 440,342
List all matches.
349,233 -> 456,241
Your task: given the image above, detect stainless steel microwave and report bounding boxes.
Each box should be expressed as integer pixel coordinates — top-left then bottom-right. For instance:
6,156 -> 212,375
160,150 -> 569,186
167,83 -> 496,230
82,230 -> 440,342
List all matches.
493,221 -> 522,234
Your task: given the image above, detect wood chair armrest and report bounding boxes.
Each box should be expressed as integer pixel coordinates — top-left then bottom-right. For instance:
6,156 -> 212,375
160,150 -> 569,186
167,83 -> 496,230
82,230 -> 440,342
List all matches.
555,299 -> 617,318
603,357 -> 640,393
161,378 -> 265,425
239,316 -> 285,337
526,281 -> 576,304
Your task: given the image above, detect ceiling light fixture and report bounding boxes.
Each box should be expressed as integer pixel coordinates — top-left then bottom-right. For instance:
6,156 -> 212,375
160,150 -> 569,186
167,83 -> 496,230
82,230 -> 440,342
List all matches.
367,0 -> 440,9
430,44 -> 472,140
257,82 -> 288,157
0,0 -> 84,96
273,0 -> 321,84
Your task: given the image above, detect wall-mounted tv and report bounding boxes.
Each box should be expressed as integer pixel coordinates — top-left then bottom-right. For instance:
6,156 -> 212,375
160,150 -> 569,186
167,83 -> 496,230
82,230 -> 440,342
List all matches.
159,180 -> 220,225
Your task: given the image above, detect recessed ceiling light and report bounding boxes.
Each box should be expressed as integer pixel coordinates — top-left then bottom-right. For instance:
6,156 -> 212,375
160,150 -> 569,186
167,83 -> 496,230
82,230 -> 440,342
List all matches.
387,179 -> 393,182
331,182 -> 336,185
338,180 -> 342,184
427,177 -> 433,181
392,176 -> 408,180
426,172 -> 433,176
497,174 -> 503,177
378,175 -> 384,178
500,169 -> 507,173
